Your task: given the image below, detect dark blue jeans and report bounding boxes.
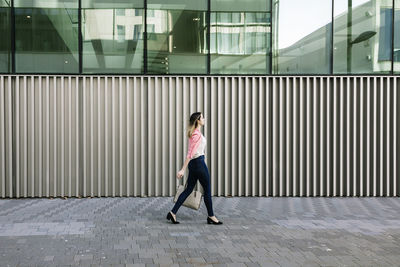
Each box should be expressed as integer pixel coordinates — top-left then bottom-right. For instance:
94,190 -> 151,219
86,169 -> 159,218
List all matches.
172,155 -> 214,217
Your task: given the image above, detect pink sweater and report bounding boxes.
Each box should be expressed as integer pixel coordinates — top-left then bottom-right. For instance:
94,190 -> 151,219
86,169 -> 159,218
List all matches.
186,129 -> 203,160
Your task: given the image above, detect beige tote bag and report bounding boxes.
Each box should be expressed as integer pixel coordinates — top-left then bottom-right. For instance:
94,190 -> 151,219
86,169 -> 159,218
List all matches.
173,179 -> 202,210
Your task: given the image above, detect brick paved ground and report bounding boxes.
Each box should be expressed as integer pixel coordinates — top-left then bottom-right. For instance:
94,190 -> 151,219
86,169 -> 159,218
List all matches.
0,197 -> 399,267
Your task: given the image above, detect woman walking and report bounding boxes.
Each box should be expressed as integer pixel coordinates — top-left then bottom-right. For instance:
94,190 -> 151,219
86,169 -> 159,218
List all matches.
167,112 -> 223,225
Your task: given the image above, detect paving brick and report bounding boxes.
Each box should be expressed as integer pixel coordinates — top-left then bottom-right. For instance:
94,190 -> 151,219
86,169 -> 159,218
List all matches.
0,198 -> 399,267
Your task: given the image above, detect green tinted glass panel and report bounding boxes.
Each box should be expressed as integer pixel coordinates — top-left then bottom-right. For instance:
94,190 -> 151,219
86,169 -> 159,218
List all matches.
82,0 -> 143,8
0,0 -> 10,6
394,0 -> 400,73
272,0 -> 332,74
212,0 -> 269,12
148,0 -> 206,11
15,0 -> 79,73
210,12 -> 270,74
333,0 -> 392,74
0,0 -> 11,73
147,9 -> 207,74
82,3 -> 144,73
15,0 -> 76,8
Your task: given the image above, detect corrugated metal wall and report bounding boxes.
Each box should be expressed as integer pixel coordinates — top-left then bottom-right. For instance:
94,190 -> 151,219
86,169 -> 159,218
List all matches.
0,75 -> 399,198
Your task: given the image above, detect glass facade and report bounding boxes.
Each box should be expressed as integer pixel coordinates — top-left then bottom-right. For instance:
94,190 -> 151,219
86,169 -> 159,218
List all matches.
211,0 -> 271,74
147,0 -> 207,74
395,0 -> 400,73
272,0 -> 332,74
1,0 -> 399,74
0,0 -> 11,73
14,0 -> 79,73
82,0 -> 144,73
333,0 -> 393,74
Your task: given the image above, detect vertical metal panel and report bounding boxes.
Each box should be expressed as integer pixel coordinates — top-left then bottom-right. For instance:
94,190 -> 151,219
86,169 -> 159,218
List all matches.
394,77 -> 397,197
1,75 -> 400,198
320,78 -> 325,196
238,77 -> 243,196
140,77 -> 146,196
52,77 -> 57,198
210,77 -> 216,195
232,77 -> 237,196
7,77 -> 13,198
333,78 -> 338,197
252,78 -> 257,196
272,77 -> 278,196
340,77 -> 344,196
386,77 -> 390,196
327,78 -> 331,196
299,78 -> 305,196
162,77 -> 167,196
367,78 -> 371,196
90,77 -> 94,197
168,77 -> 174,196
23,76 -> 27,197
217,77 -> 223,196
279,77 -> 284,196
266,77 -> 271,196
346,78 -> 351,196
97,77 -> 102,197
61,77 -> 65,197
15,77 -> 19,197
245,78 -> 251,196
353,78 -> 357,197
260,77 -> 265,197
75,77 -> 79,197
83,77 -> 87,197
373,77 -> 378,197
154,77 -> 160,196
360,78 -> 364,196
306,77 -> 311,197
45,77 -> 50,197
119,77 -> 124,196
292,77 -> 298,196
225,77 -> 230,196
0,76 -> 5,198
313,77 -> 318,196
127,77 -> 131,196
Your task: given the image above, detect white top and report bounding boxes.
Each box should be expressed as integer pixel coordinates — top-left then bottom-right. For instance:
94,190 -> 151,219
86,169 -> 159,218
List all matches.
192,134 -> 206,159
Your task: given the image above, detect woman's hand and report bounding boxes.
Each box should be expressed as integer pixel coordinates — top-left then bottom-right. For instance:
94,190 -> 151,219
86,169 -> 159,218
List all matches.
176,169 -> 184,179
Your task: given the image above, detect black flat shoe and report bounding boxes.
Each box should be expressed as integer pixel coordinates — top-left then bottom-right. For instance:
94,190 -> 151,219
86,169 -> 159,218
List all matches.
207,217 -> 223,225
166,212 -> 180,224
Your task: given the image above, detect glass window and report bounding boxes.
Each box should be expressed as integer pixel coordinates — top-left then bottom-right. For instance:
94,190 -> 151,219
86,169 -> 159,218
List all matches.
394,0 -> 400,73
82,0 -> 144,73
333,0 -> 393,74
212,0 -> 270,12
272,0 -> 332,74
210,11 -> 271,74
0,0 -> 11,73
14,0 -> 79,73
147,0 -> 208,74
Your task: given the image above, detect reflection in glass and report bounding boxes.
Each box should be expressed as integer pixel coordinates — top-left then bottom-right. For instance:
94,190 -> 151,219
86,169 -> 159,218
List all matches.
394,0 -> 400,73
211,0 -> 270,74
212,0 -> 270,12
147,0 -> 205,11
333,0 -> 392,74
147,8 -> 208,74
81,3 -> 144,73
14,1 -> 79,73
210,12 -> 270,74
0,0 -> 10,73
272,0 -> 331,74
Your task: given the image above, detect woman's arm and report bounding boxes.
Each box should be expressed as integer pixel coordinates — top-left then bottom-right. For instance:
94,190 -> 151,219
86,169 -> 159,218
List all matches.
177,158 -> 190,179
